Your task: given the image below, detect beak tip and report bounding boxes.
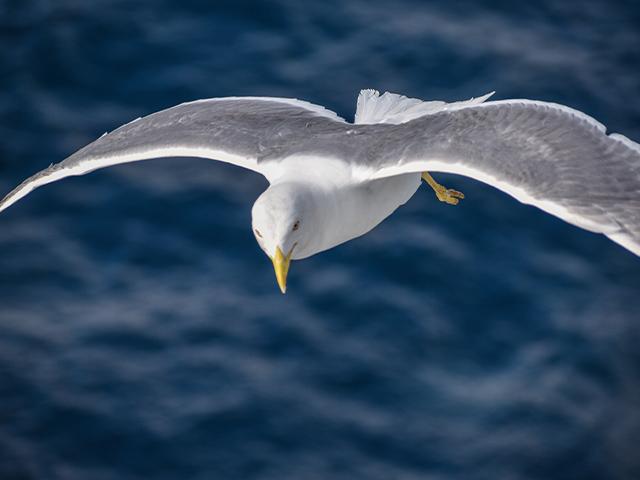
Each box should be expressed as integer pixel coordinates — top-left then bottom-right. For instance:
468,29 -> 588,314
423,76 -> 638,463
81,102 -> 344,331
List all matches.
272,246 -> 291,295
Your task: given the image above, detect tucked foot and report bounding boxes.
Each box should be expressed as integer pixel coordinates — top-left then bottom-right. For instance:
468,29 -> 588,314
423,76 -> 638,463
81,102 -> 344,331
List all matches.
421,172 -> 464,205
434,186 -> 464,205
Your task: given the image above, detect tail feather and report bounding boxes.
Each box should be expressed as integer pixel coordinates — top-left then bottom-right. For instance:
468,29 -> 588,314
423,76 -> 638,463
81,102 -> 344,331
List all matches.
354,89 -> 494,125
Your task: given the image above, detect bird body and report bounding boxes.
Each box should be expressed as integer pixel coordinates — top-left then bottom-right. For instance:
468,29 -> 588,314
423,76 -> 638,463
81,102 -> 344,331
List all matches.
1,90 -> 639,292
259,167 -> 422,260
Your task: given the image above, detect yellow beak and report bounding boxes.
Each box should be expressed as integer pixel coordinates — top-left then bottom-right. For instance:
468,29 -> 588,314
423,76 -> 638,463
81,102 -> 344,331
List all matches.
271,246 -> 293,294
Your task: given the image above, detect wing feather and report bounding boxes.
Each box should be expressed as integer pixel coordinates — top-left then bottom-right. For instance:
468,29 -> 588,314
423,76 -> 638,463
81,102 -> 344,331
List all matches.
366,100 -> 640,255
0,97 -> 345,213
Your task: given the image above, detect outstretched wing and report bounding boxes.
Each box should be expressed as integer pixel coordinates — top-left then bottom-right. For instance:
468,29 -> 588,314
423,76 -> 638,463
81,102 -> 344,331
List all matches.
363,100 -> 640,255
0,97 -> 346,213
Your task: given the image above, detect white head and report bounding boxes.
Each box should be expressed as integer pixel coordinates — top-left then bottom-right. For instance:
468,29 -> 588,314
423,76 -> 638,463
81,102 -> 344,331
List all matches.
251,182 -> 319,293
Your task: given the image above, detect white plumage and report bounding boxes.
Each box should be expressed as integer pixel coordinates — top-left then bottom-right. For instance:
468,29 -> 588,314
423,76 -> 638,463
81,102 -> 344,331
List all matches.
1,90 -> 638,290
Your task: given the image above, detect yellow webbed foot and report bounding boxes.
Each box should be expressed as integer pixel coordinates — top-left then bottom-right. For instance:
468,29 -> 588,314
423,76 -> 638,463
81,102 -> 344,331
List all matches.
434,187 -> 465,205
421,172 -> 464,205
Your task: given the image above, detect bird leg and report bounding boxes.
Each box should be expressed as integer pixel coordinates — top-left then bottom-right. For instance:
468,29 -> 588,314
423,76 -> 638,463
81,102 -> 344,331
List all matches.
421,172 -> 464,205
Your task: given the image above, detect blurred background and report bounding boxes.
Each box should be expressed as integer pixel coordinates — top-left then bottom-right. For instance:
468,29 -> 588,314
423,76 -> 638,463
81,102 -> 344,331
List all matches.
1,1 -> 639,479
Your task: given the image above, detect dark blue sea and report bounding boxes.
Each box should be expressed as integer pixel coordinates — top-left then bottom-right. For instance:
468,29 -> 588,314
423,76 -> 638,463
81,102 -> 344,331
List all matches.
1,1 -> 639,479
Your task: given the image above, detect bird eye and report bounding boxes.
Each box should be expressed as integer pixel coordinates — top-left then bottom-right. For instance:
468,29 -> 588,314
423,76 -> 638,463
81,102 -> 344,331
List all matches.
254,229 -> 262,238
292,221 -> 300,232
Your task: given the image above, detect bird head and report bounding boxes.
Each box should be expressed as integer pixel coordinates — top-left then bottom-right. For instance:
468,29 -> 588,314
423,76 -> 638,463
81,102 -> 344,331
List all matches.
251,183 -> 315,293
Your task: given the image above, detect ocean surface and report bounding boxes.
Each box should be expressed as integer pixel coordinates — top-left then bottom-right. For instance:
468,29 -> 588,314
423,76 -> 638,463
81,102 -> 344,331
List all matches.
1,1 -> 639,479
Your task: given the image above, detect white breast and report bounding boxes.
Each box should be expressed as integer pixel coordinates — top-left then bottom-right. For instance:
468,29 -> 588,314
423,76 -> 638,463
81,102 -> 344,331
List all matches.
320,172 -> 422,252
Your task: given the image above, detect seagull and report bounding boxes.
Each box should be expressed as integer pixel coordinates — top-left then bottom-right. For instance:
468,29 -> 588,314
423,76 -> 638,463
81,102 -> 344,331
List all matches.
1,90 -> 639,293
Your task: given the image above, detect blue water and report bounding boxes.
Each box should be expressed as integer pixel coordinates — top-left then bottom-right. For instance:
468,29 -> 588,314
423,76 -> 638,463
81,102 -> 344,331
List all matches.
1,1 -> 639,479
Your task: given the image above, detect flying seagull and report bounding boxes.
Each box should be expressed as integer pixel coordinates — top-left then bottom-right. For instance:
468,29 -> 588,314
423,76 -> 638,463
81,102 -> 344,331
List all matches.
1,90 -> 639,293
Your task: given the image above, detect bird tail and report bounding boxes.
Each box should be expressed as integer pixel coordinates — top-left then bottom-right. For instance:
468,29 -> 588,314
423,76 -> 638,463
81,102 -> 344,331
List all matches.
354,89 -> 494,125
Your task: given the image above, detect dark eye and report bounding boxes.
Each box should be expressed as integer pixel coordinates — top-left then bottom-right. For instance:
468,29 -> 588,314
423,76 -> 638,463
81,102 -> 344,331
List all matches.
292,221 -> 300,232
254,229 -> 262,238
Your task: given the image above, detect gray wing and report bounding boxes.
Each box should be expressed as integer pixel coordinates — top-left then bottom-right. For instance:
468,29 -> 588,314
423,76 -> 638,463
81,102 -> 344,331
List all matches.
0,96 -> 346,213
364,100 -> 640,256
